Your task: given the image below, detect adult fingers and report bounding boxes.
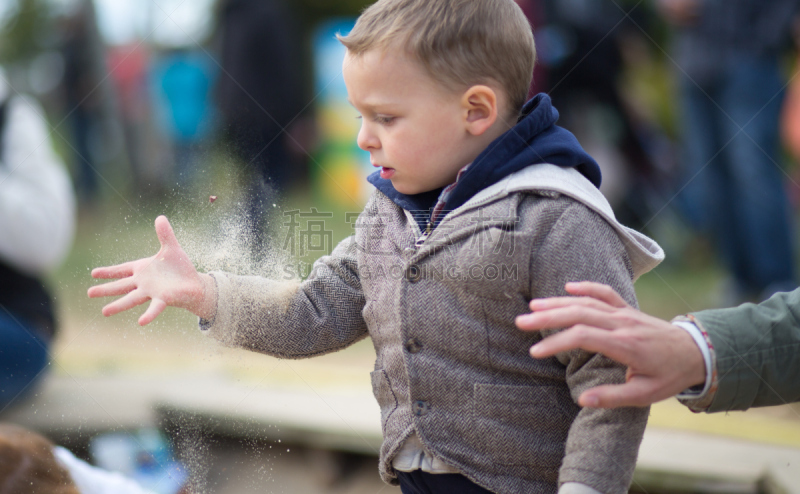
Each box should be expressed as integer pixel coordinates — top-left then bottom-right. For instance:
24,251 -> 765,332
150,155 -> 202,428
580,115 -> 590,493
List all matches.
138,298 -> 167,326
87,277 -> 136,298
155,215 -> 179,250
91,262 -> 135,280
564,281 -> 630,309
101,289 -> 149,317
529,324 -> 635,364
517,305 -> 623,332
528,294 -> 619,313
577,379 -> 662,408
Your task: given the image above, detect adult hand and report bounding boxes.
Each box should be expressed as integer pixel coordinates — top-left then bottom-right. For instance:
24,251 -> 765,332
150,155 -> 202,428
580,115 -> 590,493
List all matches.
515,282 -> 705,408
88,216 -> 216,325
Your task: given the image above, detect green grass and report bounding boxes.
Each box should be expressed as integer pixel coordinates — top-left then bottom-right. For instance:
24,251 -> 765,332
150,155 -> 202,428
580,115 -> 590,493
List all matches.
635,263 -> 726,320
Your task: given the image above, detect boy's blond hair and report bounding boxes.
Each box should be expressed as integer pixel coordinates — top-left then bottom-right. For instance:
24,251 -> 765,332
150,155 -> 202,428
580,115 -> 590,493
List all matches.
338,0 -> 535,115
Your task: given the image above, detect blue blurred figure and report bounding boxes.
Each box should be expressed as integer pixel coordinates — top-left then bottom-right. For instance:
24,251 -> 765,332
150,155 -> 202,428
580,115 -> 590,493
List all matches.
660,0 -> 800,303
151,49 -> 217,187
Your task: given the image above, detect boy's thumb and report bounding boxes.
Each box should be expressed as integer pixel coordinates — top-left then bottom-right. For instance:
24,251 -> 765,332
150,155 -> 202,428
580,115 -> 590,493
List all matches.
155,215 -> 177,248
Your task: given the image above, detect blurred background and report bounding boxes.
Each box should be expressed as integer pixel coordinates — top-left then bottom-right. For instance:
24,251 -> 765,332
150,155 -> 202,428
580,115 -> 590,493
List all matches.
0,0 -> 799,492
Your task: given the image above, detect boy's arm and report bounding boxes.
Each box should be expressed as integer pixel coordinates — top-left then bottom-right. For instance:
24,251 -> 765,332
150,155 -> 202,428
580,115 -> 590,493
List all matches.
89,216 -> 369,358
528,199 -> 647,494
516,281 -> 706,408
202,235 -> 369,358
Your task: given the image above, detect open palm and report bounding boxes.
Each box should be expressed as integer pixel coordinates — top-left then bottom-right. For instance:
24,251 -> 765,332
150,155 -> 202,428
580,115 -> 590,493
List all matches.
88,216 -> 210,325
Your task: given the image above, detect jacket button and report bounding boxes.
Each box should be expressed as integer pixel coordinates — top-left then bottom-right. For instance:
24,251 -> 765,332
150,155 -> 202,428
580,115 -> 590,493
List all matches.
405,338 -> 423,354
406,265 -> 422,283
413,400 -> 430,416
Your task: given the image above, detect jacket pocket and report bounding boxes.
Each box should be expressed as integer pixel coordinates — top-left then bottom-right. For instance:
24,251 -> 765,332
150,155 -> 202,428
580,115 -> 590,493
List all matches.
371,369 -> 398,430
453,226 -> 523,301
473,382 -> 578,467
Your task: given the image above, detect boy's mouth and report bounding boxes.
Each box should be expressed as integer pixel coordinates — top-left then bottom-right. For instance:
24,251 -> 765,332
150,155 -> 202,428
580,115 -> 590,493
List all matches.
378,166 -> 395,180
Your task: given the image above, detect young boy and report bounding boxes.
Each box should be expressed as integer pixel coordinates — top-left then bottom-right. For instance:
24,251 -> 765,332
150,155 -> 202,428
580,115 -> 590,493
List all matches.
89,0 -> 664,492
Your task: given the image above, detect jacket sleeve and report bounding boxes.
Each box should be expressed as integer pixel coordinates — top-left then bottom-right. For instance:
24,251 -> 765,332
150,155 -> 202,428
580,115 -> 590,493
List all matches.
0,96 -> 76,275
679,287 -> 800,412
527,196 -> 647,494
200,235 -> 369,358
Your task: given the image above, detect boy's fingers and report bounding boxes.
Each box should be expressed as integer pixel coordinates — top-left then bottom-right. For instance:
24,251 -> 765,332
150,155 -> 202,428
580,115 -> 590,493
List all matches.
101,290 -> 149,317
564,282 -> 629,309
92,263 -> 135,279
138,298 -> 167,326
87,278 -> 136,298
155,215 -> 178,249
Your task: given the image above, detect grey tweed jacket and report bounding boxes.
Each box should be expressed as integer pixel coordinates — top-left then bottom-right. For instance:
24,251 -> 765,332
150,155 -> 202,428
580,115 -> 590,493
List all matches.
202,164 -> 664,494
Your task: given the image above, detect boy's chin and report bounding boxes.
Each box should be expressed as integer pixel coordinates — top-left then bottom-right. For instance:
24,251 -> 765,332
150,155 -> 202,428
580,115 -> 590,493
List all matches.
392,182 -> 435,195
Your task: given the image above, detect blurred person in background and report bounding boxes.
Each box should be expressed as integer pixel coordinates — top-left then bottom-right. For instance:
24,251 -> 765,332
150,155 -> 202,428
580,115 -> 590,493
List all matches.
214,0 -> 311,238
0,69 -> 75,412
59,0 -> 105,208
660,0 -> 800,304
780,18 -> 800,199
0,422 -> 80,494
538,0 -> 669,224
151,48 -> 217,188
513,0 -> 548,95
106,43 -> 154,193
0,423 -> 186,494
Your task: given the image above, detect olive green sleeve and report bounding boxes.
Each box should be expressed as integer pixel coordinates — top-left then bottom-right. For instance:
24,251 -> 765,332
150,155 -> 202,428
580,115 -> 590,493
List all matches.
680,288 -> 800,412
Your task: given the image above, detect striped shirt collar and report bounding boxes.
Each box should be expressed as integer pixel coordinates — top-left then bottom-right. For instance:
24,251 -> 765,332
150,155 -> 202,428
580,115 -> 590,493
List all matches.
428,163 -> 471,231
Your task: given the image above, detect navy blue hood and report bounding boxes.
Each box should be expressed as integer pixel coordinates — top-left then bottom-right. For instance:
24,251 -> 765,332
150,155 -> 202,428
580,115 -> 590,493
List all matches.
367,93 -> 601,229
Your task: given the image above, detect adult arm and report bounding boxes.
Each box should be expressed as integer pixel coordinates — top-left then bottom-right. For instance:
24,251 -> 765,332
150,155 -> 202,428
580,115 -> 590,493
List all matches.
517,282 -> 800,412
682,287 -> 800,412
0,96 -> 76,275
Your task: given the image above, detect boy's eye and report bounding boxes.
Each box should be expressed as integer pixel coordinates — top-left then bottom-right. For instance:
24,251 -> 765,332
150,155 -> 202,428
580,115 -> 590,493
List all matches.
374,115 -> 395,125
354,113 -> 394,125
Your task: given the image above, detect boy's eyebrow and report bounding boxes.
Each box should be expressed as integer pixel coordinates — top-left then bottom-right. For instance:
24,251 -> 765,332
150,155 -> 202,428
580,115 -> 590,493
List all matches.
347,97 -> 394,112
347,98 -> 366,109
347,98 -> 373,111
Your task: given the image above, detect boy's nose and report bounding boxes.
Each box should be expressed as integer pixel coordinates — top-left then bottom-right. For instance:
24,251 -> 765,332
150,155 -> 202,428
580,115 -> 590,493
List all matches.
357,123 -> 379,151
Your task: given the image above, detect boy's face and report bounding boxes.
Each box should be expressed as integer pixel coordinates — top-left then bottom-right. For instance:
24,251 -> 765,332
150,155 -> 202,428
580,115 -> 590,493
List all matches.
343,49 -> 478,195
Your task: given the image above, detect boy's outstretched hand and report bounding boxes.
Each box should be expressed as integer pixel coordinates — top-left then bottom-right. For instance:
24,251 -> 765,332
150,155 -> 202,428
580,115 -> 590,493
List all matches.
515,282 -> 705,408
88,215 -> 216,325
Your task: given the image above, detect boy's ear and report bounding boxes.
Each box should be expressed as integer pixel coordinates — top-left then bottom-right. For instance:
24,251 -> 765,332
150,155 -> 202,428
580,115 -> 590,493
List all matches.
462,85 -> 499,136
